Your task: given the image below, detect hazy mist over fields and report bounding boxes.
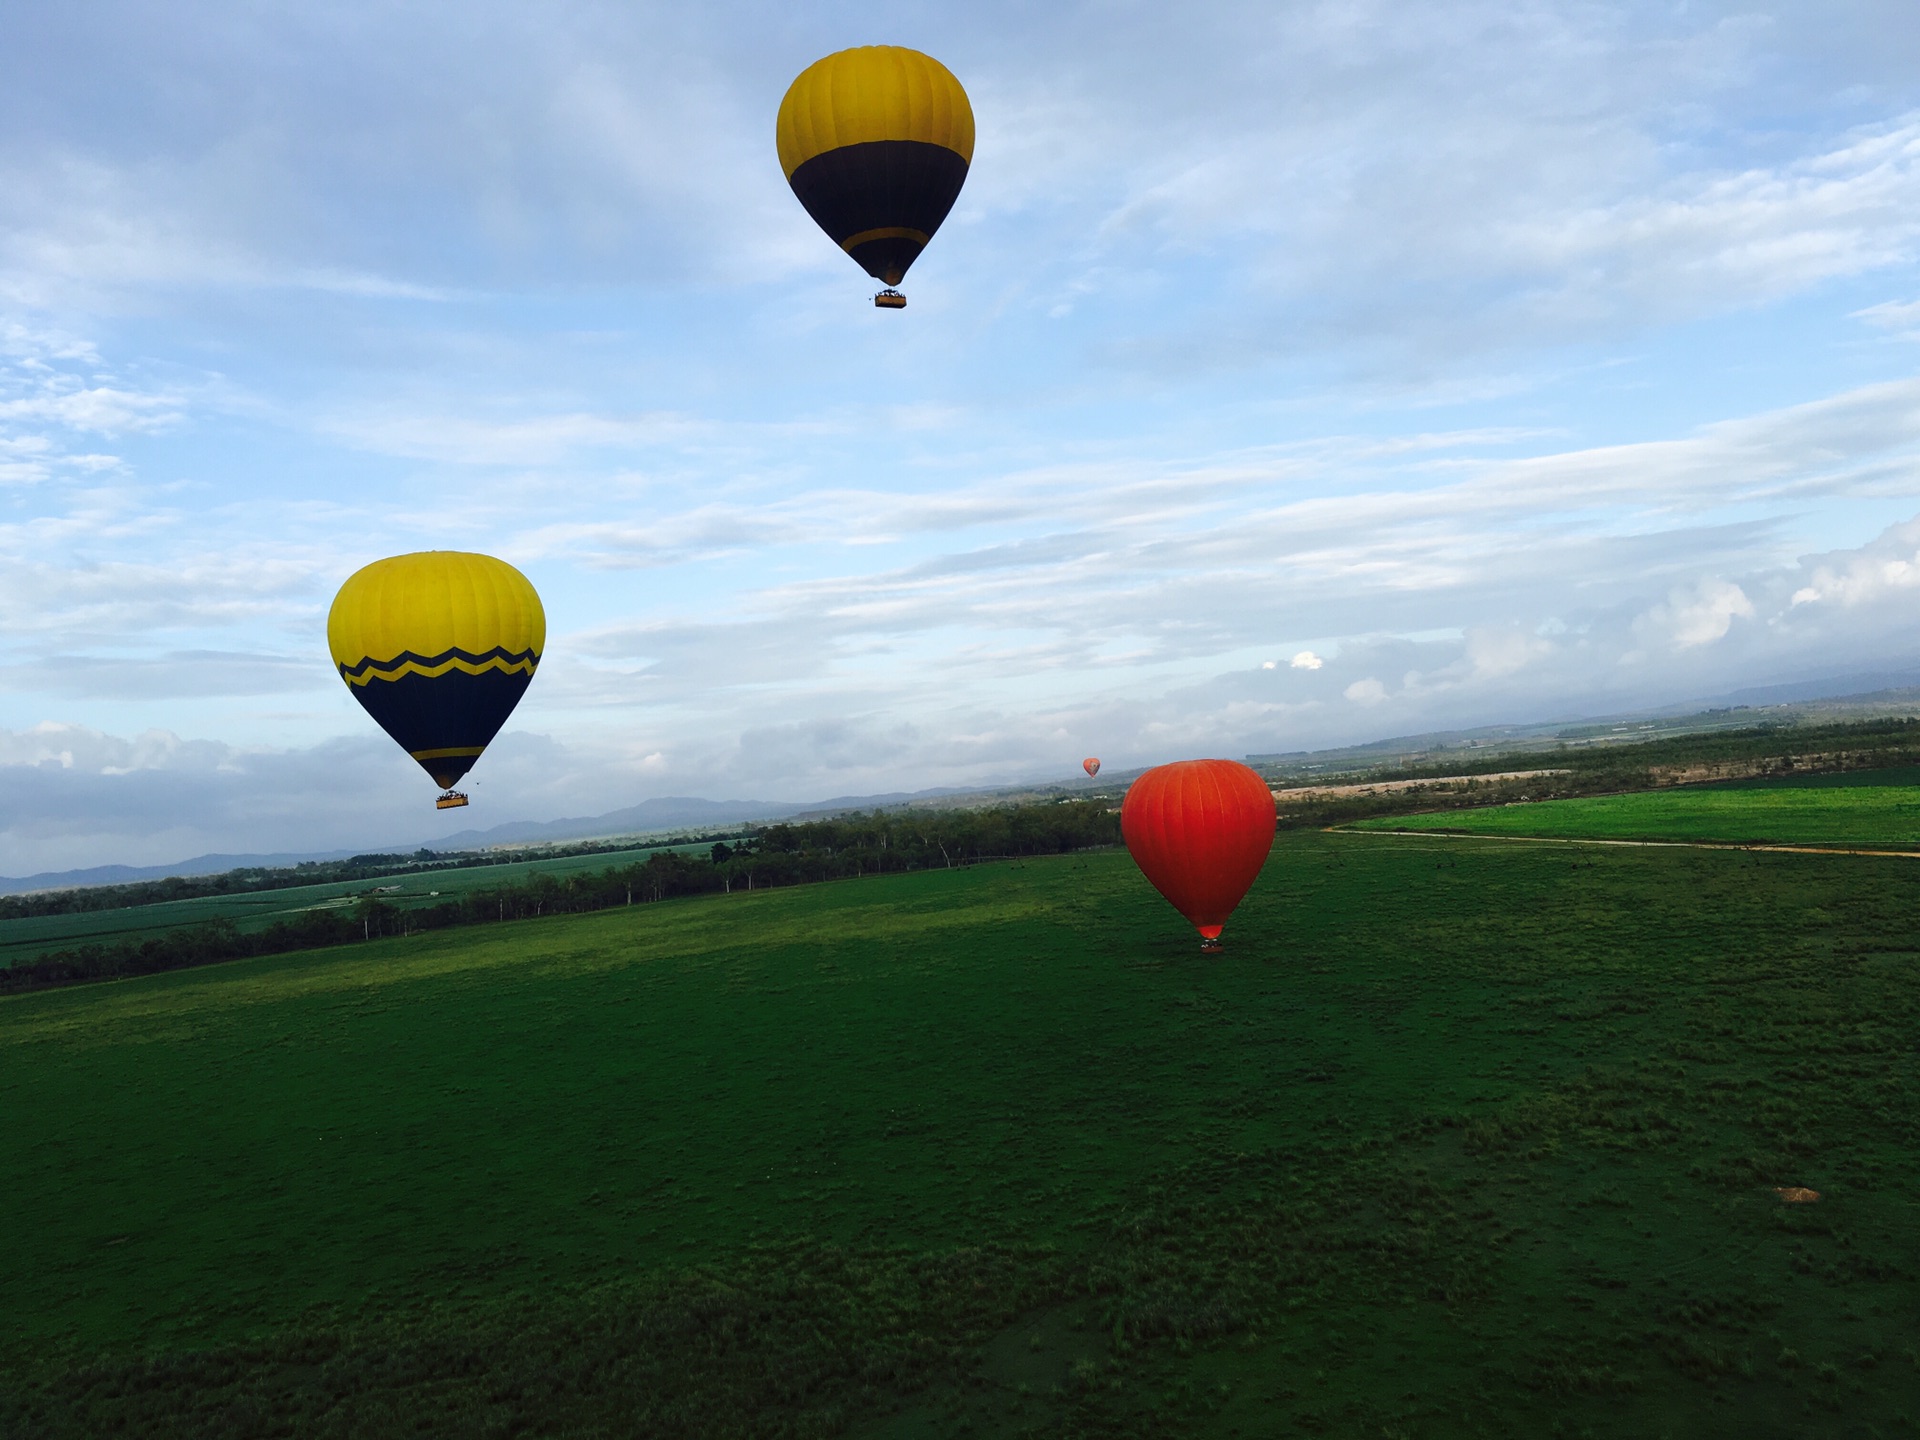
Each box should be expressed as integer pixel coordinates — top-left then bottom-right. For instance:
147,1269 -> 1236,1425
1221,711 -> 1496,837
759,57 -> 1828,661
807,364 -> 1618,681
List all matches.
5,0 -> 1920,868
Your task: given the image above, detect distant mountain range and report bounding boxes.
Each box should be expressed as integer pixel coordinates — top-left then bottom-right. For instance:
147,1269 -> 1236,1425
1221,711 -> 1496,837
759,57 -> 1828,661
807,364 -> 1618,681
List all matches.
427,795 -> 812,848
0,789 -> 975,897
0,852 -> 371,897
425,789 -> 981,848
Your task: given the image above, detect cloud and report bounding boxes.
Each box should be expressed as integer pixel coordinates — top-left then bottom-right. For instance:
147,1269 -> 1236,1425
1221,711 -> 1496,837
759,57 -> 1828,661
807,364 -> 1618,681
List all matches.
0,2 -> 1914,360
1636,580 -> 1756,651
1853,298 -> 1920,334
0,651 -> 319,701
1344,678 -> 1387,705
0,720 -> 224,773
0,324 -> 183,487
327,409 -> 710,468
1482,115 -> 1920,323
1776,517 -> 1920,612
1289,651 -> 1323,670
1463,626 -> 1552,679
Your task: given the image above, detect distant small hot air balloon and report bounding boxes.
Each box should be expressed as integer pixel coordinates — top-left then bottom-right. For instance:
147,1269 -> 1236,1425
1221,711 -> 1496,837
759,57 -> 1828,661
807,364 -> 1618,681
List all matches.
776,46 -> 974,308
1083,757 -> 1101,778
1121,760 -> 1276,952
328,552 -> 544,809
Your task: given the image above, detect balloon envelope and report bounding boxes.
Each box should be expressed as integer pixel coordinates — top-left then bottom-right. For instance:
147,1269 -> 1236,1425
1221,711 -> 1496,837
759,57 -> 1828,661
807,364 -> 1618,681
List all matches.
1083,757 -> 1101,778
328,552 -> 545,793
776,46 -> 974,288
1121,760 -> 1276,944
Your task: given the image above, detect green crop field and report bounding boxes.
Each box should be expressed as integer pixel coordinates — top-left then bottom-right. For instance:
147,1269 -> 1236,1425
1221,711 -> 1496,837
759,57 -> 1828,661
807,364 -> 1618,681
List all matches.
1,834 -> 1915,1437
0,841 -> 711,965
1355,777 -> 1920,848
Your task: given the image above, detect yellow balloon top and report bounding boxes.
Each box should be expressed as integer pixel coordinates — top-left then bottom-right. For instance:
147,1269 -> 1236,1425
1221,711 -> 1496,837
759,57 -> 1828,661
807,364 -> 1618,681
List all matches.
776,46 -> 974,179
327,551 -> 544,684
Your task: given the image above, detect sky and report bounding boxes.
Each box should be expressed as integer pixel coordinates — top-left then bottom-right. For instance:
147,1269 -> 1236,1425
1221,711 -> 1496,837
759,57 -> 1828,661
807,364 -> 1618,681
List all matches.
5,0 -> 1920,872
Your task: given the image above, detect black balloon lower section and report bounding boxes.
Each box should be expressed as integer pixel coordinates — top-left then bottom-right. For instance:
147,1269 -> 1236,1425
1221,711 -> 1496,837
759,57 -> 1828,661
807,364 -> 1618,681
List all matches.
845,235 -> 924,289
787,140 -> 969,284
346,666 -> 534,789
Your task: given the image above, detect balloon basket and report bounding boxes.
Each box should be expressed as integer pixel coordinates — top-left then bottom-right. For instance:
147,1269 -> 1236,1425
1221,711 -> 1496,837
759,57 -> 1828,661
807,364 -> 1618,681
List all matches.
1199,935 -> 1223,954
435,791 -> 470,810
874,289 -> 907,309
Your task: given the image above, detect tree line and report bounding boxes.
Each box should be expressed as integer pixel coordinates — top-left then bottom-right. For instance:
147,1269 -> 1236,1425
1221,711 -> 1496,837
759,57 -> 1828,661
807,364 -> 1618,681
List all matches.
0,802 -> 1121,995
0,834 -> 748,923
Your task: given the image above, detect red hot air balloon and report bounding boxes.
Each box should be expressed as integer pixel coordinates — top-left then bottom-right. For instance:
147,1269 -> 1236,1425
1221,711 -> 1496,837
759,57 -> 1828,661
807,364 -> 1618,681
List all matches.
1121,759 -> 1276,951
1083,757 -> 1101,778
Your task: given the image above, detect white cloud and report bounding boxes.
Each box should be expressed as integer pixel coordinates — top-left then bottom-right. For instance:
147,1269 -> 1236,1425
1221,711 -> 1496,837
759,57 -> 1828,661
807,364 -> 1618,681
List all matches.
1290,650 -> 1324,670
1344,677 -> 1388,704
1636,580 -> 1756,651
1464,626 -> 1551,679
1854,297 -> 1920,334
0,721 -> 230,774
1773,518 -> 1920,611
0,326 -> 183,488
1488,115 -> 1920,321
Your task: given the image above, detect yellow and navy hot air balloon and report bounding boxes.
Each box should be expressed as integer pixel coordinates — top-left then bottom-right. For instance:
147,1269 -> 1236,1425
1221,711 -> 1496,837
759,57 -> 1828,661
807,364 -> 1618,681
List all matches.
327,552 -> 544,809
776,46 -> 974,308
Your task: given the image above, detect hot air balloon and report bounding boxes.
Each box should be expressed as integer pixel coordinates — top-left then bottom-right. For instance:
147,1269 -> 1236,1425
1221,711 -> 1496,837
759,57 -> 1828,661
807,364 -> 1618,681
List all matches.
1121,760 -> 1276,952
776,46 -> 974,308
1083,757 -> 1101,778
328,552 -> 544,809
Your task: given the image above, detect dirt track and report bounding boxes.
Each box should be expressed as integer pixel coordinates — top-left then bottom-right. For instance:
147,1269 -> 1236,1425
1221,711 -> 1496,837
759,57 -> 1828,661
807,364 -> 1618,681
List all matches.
1272,769 -> 1568,802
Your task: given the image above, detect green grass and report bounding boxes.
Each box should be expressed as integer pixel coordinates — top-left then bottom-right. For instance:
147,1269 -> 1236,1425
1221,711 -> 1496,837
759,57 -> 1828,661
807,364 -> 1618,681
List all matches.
1356,782 -> 1920,847
1,835 -> 1916,1437
0,841 -> 710,964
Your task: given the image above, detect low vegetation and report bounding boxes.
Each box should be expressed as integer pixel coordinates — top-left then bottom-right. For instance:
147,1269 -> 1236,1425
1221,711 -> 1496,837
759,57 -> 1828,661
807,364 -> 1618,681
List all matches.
0,802 -> 1120,994
1356,775 -> 1920,848
0,835 -> 741,922
2,829 -> 1914,1436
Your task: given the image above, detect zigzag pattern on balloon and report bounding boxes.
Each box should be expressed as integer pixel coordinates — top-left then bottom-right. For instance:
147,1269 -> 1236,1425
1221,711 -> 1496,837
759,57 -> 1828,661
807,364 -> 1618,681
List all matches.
336,645 -> 541,688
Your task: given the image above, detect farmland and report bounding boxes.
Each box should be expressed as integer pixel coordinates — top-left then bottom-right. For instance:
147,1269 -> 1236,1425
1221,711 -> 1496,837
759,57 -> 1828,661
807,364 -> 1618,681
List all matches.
0,841 -> 711,965
2,829 -> 1915,1437
1354,766 -> 1920,848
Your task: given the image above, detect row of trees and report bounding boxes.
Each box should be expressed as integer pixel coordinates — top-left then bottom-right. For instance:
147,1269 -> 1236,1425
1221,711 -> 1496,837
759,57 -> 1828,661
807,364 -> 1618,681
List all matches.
2,784 -> 1155,924
0,834 -> 755,923
1,802 -> 1121,995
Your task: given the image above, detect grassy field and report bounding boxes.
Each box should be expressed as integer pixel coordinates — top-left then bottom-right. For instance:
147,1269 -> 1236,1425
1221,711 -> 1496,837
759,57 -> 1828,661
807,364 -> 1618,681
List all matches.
1355,774 -> 1920,847
1,834 -> 1915,1437
0,841 -> 711,965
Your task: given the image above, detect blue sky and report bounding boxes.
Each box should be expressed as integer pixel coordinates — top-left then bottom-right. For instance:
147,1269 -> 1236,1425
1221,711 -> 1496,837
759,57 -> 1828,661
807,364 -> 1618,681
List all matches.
5,0 -> 1920,870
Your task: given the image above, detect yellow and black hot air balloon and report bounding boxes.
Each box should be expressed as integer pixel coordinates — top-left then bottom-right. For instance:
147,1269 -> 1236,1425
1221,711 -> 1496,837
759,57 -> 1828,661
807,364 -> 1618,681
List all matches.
327,552 -> 544,809
776,45 -> 974,308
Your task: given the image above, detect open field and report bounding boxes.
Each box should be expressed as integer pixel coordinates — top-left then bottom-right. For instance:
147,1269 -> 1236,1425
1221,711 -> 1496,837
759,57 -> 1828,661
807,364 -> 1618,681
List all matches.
1355,772 -> 1920,848
0,842 -> 712,965
1,834 -> 1916,1437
